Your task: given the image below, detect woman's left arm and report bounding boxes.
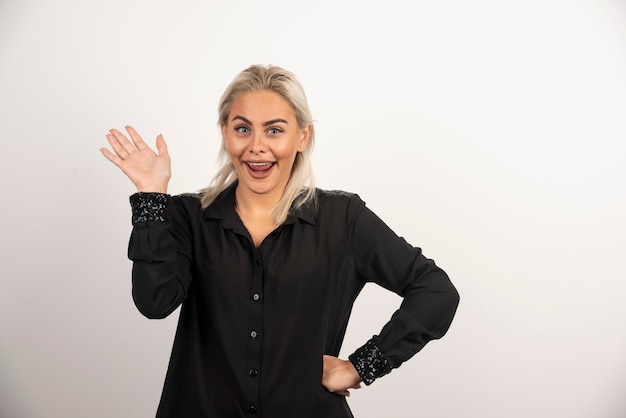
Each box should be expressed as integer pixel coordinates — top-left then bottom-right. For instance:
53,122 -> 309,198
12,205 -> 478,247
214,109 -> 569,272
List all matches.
345,194 -> 460,385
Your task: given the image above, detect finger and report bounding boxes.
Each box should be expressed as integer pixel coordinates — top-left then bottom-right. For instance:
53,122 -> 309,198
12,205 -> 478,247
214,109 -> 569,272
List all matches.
155,134 -> 169,158
109,128 -> 138,154
106,133 -> 131,159
125,125 -> 149,151
100,147 -> 123,167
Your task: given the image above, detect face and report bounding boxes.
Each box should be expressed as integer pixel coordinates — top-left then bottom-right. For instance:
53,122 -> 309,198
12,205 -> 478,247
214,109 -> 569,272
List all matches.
222,90 -> 311,201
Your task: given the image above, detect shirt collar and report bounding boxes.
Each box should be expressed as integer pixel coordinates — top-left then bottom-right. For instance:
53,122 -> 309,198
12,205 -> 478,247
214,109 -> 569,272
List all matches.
202,183 -> 317,226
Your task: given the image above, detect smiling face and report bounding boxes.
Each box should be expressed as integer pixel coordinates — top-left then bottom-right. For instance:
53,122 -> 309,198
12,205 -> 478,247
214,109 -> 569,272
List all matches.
222,90 -> 311,202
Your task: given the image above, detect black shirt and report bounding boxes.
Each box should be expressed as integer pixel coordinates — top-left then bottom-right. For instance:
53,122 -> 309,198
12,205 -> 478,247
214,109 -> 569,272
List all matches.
128,184 -> 459,418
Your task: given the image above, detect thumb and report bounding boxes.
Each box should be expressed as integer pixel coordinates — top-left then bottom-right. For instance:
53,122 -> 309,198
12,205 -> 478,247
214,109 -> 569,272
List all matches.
155,134 -> 169,157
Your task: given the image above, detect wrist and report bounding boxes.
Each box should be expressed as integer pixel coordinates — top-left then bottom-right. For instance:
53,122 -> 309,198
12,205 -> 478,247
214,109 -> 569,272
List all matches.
345,359 -> 361,385
136,184 -> 168,194
348,339 -> 392,386
129,192 -> 171,224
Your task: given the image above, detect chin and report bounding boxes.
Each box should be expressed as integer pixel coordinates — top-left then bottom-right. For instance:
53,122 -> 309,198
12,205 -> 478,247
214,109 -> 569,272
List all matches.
241,178 -> 274,194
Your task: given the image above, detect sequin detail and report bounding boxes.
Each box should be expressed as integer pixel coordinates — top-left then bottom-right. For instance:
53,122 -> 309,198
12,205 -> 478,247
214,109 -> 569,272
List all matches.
348,339 -> 392,385
129,193 -> 170,224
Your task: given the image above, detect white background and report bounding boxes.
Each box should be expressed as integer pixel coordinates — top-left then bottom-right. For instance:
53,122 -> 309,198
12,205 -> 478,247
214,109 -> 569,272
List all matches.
1,0 -> 625,417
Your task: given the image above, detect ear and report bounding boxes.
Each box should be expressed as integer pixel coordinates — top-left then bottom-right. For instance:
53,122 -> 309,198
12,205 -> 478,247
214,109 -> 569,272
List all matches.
298,124 -> 312,152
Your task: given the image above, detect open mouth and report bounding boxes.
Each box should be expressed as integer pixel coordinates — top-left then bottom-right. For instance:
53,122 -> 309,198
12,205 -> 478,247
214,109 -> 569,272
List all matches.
244,161 -> 276,179
245,161 -> 275,172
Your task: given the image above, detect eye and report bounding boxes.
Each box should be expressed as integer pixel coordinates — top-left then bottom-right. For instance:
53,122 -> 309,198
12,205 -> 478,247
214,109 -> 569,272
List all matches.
235,125 -> 250,134
267,127 -> 283,135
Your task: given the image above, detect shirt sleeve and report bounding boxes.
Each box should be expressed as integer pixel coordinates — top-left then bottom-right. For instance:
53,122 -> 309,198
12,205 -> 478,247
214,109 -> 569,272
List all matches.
346,194 -> 460,385
127,192 -> 194,319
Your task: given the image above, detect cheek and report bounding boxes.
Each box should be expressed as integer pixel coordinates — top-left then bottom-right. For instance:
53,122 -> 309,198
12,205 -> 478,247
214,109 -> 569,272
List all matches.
275,140 -> 300,159
224,139 -> 244,158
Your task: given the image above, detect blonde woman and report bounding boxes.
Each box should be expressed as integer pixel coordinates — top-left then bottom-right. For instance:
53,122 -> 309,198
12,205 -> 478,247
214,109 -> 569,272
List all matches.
101,64 -> 459,418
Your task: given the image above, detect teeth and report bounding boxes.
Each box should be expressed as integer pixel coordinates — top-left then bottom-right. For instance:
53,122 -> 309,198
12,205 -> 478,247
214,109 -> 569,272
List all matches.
245,162 -> 274,172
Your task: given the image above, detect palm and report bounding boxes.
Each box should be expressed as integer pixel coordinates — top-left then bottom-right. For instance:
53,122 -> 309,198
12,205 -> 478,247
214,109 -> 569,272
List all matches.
100,126 -> 171,193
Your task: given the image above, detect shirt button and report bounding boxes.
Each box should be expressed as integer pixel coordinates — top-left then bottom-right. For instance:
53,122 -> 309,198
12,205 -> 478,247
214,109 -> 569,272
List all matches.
250,331 -> 258,339
249,368 -> 258,377
256,258 -> 261,266
249,405 -> 258,414
252,293 -> 260,301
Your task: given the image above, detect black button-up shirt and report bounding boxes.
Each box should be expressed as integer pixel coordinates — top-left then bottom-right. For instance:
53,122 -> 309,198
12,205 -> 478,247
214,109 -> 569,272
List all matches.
128,185 -> 459,418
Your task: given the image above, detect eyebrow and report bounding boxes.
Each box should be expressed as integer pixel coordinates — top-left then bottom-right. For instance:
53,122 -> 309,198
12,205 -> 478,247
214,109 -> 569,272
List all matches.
231,115 -> 289,126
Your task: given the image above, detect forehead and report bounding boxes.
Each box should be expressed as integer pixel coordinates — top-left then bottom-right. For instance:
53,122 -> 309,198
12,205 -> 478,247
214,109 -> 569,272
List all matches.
228,90 -> 296,123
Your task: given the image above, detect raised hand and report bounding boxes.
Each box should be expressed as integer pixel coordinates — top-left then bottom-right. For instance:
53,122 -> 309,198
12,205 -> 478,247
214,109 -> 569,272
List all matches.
322,355 -> 362,397
100,126 -> 171,193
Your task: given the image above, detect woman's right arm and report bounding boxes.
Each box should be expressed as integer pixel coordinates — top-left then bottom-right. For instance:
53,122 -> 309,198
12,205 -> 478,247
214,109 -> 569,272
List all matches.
127,193 -> 193,319
101,126 -> 191,318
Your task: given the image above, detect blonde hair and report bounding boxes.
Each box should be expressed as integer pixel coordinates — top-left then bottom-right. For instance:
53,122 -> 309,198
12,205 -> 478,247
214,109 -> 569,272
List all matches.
200,64 -> 316,224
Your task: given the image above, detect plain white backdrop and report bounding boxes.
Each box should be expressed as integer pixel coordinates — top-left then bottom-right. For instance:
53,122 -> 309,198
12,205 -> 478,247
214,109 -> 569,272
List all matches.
1,0 -> 625,417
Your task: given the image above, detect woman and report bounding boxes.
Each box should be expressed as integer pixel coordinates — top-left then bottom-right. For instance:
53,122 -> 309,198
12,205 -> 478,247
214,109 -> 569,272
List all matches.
101,64 -> 459,418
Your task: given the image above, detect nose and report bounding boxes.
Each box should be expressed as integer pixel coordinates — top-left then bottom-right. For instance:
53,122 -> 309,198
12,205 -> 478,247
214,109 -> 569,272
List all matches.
250,131 -> 267,153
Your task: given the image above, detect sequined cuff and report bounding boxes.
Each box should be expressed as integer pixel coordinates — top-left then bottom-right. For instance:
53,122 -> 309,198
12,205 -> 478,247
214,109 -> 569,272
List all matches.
129,193 -> 171,224
348,339 -> 392,386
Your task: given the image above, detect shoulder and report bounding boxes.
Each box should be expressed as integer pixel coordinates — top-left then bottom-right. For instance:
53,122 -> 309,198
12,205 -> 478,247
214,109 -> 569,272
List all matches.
316,188 -> 363,203
173,192 -> 203,201
172,192 -> 203,204
170,192 -> 203,215
316,188 -> 356,200
315,188 -> 366,218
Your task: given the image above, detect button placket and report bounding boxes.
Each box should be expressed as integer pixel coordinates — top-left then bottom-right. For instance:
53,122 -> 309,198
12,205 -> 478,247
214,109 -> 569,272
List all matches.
245,249 -> 264,415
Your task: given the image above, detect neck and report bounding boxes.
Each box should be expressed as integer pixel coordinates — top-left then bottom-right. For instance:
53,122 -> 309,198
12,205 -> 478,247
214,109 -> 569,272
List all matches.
234,185 -> 284,222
